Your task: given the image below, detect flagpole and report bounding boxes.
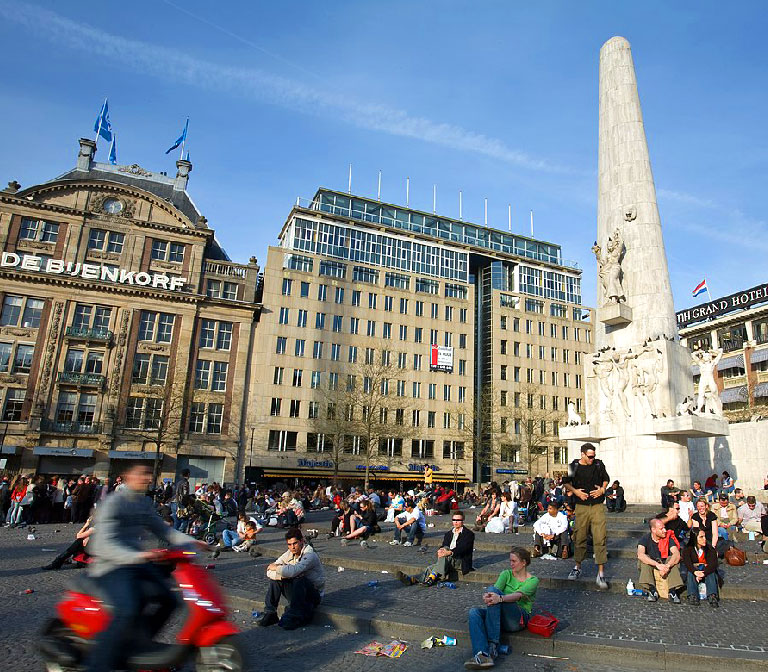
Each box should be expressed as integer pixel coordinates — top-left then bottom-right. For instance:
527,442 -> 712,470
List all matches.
705,284 -> 713,303
180,118 -> 189,160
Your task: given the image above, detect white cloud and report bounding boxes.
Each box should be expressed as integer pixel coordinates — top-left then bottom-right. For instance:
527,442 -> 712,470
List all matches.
0,3 -> 572,174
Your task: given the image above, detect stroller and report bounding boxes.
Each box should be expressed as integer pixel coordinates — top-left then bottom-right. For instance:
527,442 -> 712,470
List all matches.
190,508 -> 224,546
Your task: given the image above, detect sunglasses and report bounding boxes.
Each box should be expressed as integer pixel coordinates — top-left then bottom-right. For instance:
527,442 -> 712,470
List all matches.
585,454 -> 596,460
452,518 -> 463,522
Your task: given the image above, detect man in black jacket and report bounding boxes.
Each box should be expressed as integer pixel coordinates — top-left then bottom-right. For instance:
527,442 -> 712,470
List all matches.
397,510 -> 474,586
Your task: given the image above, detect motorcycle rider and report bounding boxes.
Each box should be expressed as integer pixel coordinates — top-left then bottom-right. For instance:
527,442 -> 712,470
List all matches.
83,462 -> 200,672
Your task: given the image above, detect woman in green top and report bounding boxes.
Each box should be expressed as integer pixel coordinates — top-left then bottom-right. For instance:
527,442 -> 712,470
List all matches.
465,546 -> 539,669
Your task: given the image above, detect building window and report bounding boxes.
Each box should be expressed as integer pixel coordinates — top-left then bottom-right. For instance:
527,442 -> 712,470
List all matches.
273,367 -> 284,385
133,354 -> 168,385
427,411 -> 436,428
276,337 -> 287,354
289,399 -> 301,418
300,281 -> 310,297
88,228 -> 124,253
352,290 -> 361,306
412,381 -> 421,398
297,310 -> 308,328
20,217 -> 59,243
332,315 -> 343,332
292,368 -> 303,387
308,401 -> 319,419
268,429 -> 297,451
139,311 -> 175,343
295,339 -> 306,357
413,354 -> 422,371
2,388 -> 25,421
500,444 -> 521,463
1,295 -> 45,328
199,319 -> 233,351
553,446 -> 568,465
443,440 -> 464,460
12,344 -> 34,374
335,287 -> 345,304
317,284 -> 328,301
278,307 -> 289,325
348,345 -> 358,363
125,396 -> 163,430
282,278 -> 292,296
311,371 -> 321,389
270,398 -> 282,416
151,240 -> 184,263
313,341 -> 323,359
315,312 -> 326,330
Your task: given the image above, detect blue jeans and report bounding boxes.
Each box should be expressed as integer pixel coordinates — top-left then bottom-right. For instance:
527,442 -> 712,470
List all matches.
393,522 -> 423,544
468,586 -> 529,656
221,529 -> 241,547
686,571 -> 718,599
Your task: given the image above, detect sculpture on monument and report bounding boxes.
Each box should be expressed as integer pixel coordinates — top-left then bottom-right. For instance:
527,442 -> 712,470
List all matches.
592,228 -> 626,305
567,402 -> 583,426
691,348 -> 724,416
610,349 -> 633,417
592,350 -> 615,418
630,344 -> 663,419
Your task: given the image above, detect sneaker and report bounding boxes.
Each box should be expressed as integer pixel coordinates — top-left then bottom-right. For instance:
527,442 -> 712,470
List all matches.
567,567 -> 581,580
596,574 -> 609,591
561,545 -> 570,559
340,539 -> 348,546
397,570 -> 417,586
403,541 -> 413,547
211,548 -> 221,559
686,594 -> 700,606
708,595 -> 719,609
532,546 -> 543,558
513,527 -> 519,534
249,547 -> 262,559
541,553 -> 556,560
389,540 -> 401,545
464,652 -> 494,669
360,540 -> 369,548
669,589 -> 681,604
646,588 -> 659,602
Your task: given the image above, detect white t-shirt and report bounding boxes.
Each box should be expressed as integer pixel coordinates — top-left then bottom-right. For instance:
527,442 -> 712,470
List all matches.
678,501 -> 695,523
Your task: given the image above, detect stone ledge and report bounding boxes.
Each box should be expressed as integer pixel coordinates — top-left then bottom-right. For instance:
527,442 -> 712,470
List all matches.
599,302 -> 633,326
558,423 -> 606,442
653,415 -> 730,438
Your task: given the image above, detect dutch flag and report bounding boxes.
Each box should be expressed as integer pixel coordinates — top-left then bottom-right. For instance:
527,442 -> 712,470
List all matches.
692,279 -> 708,298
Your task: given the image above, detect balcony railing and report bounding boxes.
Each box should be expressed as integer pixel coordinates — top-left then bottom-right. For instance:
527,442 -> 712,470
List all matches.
721,338 -> 745,353
65,326 -> 113,342
204,260 -> 249,278
57,371 -> 106,388
756,332 -> 768,345
40,419 -> 103,435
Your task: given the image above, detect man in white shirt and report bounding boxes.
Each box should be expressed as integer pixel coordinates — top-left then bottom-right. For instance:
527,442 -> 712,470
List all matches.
533,501 -> 569,559
390,500 -> 425,546
678,490 -> 695,524
737,496 -> 766,534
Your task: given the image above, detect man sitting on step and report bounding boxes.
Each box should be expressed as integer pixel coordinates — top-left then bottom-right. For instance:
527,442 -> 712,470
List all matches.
636,517 -> 684,604
532,501 -> 569,559
389,499 -> 426,546
397,510 -> 475,586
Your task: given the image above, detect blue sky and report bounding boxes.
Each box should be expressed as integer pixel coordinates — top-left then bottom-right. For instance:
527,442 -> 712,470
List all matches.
0,1 -> 765,311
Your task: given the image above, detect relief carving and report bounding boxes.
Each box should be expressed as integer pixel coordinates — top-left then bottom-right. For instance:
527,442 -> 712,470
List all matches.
86,250 -> 121,262
0,374 -> 25,385
17,240 -> 55,253
629,343 -> 663,419
118,164 -> 152,177
89,193 -> 136,219
0,327 -> 35,338
38,300 -> 64,399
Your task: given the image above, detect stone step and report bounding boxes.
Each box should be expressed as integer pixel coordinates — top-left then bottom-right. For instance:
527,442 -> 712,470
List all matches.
225,572 -> 767,671
254,537 -> 768,601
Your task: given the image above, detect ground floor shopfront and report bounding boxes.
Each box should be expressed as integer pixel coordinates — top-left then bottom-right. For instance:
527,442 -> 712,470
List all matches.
245,456 -> 471,491
4,444 -> 235,488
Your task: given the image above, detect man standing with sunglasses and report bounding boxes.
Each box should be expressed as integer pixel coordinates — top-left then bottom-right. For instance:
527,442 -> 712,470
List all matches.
397,510 -> 475,586
563,443 -> 610,589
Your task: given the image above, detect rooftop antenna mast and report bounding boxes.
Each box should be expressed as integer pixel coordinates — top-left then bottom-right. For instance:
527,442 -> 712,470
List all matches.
406,177 -> 410,207
348,164 -> 352,194
530,209 -> 534,237
459,191 -> 463,220
433,185 -> 437,214
508,204 -> 512,232
377,170 -> 382,201
484,198 -> 488,226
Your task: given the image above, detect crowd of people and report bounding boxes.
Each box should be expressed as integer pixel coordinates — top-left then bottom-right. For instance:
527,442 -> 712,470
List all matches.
3,453 -> 767,671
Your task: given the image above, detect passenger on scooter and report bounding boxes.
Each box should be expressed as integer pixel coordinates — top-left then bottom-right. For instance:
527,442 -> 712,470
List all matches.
83,463 -> 200,672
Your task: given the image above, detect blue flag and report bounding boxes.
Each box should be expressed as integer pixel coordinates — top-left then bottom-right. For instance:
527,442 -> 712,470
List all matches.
93,99 -> 113,143
165,118 -> 188,154
108,134 -> 117,165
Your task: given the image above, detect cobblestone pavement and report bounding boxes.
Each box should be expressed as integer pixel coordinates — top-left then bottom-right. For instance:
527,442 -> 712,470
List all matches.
3,520 -> 766,672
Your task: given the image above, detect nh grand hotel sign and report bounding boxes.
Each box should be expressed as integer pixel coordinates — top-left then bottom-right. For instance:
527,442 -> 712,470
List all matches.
676,283 -> 768,329
1,252 -> 187,291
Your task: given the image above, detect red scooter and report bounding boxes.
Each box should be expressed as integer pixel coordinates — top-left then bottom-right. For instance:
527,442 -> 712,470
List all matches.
40,549 -> 244,671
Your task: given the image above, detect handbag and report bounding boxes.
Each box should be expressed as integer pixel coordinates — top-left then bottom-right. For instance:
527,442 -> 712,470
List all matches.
724,545 -> 747,566
527,610 -> 559,638
20,493 -> 34,506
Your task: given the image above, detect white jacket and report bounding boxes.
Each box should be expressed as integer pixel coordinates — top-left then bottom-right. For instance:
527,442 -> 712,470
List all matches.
533,512 -> 568,536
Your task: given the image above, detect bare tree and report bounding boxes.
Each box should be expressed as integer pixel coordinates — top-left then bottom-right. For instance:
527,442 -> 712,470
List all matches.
512,381 -> 566,477
309,380 -> 356,488
118,383 -> 188,488
455,382 -> 502,483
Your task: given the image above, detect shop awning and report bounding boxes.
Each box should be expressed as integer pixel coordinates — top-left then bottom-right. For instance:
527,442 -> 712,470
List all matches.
750,348 -> 768,365
754,382 -> 768,398
108,451 -> 161,460
260,469 -> 469,483
33,447 -> 94,458
0,445 -> 22,455
717,354 -> 744,371
720,385 -> 748,404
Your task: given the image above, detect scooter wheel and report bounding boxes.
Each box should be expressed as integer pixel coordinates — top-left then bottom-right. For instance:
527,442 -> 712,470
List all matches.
196,635 -> 244,672
204,533 -> 217,546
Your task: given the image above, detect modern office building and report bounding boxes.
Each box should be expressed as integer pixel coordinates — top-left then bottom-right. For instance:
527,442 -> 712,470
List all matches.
0,138 -> 261,483
677,283 -> 768,415
248,189 -> 593,486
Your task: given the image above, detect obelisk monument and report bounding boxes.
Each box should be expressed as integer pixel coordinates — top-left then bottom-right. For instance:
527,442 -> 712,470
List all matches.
560,37 -> 728,504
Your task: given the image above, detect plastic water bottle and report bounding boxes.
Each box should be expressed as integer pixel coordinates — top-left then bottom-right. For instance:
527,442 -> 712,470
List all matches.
698,582 -> 707,599
439,582 -> 457,589
626,579 -> 634,596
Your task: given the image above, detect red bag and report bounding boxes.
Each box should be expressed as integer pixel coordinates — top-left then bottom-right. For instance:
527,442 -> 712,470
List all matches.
527,610 -> 559,637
